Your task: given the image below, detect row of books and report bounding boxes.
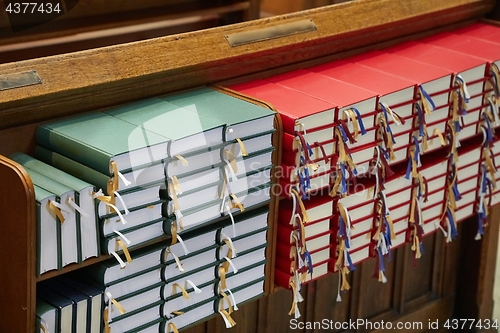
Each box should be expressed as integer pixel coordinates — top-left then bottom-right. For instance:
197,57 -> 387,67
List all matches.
35,207 -> 268,333
27,87 -> 275,331
227,22 -> 500,315
18,87 -> 275,276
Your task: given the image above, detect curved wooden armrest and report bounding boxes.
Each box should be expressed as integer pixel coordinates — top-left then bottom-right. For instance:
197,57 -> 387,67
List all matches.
0,155 -> 36,333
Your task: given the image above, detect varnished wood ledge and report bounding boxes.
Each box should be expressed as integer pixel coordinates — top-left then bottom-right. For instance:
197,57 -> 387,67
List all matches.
0,0 -> 495,130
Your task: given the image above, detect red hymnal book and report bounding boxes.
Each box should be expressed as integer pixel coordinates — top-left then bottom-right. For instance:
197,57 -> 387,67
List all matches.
265,69 -> 378,127
387,40 -> 487,75
421,31 -> 500,63
349,50 -> 451,89
309,60 -> 417,164
388,40 -> 490,138
266,69 -> 379,174
229,79 -> 338,196
350,51 -> 453,149
451,22 -> 500,44
229,79 -> 336,135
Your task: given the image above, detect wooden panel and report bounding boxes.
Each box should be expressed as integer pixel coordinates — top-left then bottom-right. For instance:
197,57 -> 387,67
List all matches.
0,156 -> 36,333
310,273 -> 351,325
403,236 -> 436,303
353,255 -> 397,319
455,207 -> 500,327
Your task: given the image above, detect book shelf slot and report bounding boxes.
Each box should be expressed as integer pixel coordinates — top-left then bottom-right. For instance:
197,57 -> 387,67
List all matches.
34,235 -> 173,283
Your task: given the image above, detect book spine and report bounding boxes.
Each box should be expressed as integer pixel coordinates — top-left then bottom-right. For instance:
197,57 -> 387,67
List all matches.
36,125 -> 112,176
35,146 -> 110,191
279,113 -> 297,134
12,152 -> 92,192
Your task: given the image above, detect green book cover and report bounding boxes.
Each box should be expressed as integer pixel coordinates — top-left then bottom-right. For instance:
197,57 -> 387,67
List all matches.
75,241 -> 166,287
35,145 -> 165,194
36,297 -> 58,333
34,184 -> 62,275
11,152 -> 100,261
11,152 -> 95,193
162,87 -> 276,140
35,145 -> 110,192
26,168 -> 81,266
37,284 -> 74,333
36,111 -> 170,175
104,97 -> 226,157
163,87 -> 274,125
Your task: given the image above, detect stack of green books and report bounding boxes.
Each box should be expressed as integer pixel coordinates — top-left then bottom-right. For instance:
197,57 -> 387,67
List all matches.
30,86 -> 276,332
103,97 -> 228,239
35,112 -> 170,264
164,88 -> 275,236
11,153 -> 99,274
36,277 -> 103,333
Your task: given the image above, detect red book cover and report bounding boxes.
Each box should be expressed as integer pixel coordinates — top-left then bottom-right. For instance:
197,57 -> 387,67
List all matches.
308,59 -> 416,97
278,193 -> 334,225
451,22 -> 500,45
419,31 -> 500,63
228,79 -> 336,134
349,50 -> 453,142
265,68 -> 377,110
349,50 -> 451,86
386,41 -> 487,75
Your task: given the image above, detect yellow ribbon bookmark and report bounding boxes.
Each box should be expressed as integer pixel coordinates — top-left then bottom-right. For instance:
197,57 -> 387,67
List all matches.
116,239 -> 133,264
235,138 -> 248,156
224,150 -> 239,174
174,155 -> 189,166
219,266 -> 227,290
103,310 -> 110,333
342,108 -> 360,139
290,188 -> 310,222
340,266 -> 351,291
109,298 -> 126,315
172,283 -> 190,299
167,323 -> 180,333
229,193 -> 245,212
48,200 -> 65,223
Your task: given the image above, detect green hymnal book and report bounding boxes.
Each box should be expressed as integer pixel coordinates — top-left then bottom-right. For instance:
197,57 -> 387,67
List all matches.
11,152 -> 100,262
34,184 -> 61,275
79,243 -> 165,289
107,302 -> 162,333
37,284 -> 74,333
42,279 -> 89,333
101,201 -> 164,236
163,87 -> 276,143
162,292 -> 217,332
27,168 -> 80,267
35,145 -> 165,193
36,112 -> 169,176
35,145 -> 167,218
104,97 -> 226,159
35,298 -> 58,333
35,145 -> 110,191
55,275 -> 104,333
